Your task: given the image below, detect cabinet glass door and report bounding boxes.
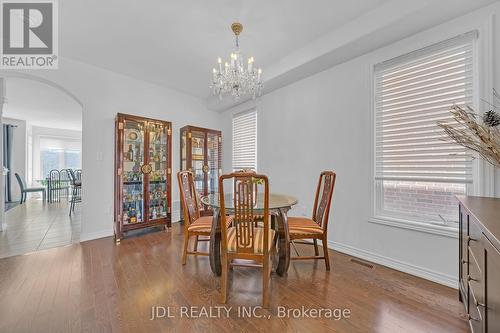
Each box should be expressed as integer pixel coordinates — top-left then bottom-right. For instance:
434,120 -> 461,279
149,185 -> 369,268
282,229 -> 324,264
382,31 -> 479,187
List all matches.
207,132 -> 220,197
190,130 -> 206,192
122,119 -> 145,224
148,122 -> 169,221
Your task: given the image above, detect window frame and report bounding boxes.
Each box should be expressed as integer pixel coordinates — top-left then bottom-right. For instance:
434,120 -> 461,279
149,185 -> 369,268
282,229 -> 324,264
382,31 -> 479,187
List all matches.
232,108 -> 258,172
369,31 -> 485,238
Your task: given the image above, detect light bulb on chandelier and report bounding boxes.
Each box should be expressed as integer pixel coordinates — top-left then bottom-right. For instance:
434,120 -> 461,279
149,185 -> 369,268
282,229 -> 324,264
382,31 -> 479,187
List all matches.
210,22 -> 263,100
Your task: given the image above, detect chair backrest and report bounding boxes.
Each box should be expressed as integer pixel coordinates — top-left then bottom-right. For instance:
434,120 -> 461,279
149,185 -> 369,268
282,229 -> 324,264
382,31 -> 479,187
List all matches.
74,169 -> 82,181
67,169 -> 76,184
48,169 -> 60,187
14,173 -> 26,191
219,172 -> 270,255
60,169 -> 70,184
311,171 -> 336,231
177,170 -> 200,225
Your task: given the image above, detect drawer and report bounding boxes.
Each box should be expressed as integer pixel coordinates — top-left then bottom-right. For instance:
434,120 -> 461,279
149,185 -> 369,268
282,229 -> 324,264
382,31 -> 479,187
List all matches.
467,290 -> 483,333
468,217 -> 483,271
468,247 -> 484,304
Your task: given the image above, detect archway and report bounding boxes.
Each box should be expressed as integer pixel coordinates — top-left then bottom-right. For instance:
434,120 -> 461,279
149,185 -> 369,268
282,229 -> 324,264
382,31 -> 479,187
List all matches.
0,74 -> 84,258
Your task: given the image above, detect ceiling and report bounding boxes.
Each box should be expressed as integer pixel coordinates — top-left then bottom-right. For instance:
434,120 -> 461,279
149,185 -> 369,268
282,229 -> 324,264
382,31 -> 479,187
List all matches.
60,0 -> 389,99
59,0 -> 497,106
4,78 -> 82,131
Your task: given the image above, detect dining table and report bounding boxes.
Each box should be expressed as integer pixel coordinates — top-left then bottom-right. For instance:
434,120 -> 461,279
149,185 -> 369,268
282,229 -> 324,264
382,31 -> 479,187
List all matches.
200,193 -> 298,277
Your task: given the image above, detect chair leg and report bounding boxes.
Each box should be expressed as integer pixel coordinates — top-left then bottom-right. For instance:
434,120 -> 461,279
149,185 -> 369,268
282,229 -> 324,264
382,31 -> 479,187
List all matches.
313,239 -> 319,256
182,233 -> 189,265
322,236 -> 330,271
262,256 -> 270,308
221,254 -> 228,304
193,235 -> 199,252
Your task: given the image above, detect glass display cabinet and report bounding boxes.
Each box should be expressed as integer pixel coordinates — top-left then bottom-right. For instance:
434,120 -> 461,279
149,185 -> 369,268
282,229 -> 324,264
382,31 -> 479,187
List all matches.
180,125 -> 222,217
114,113 -> 172,242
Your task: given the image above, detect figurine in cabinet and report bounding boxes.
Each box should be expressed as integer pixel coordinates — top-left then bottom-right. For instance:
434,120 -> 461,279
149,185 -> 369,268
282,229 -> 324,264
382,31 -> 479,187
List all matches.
180,125 -> 222,217
114,113 -> 172,242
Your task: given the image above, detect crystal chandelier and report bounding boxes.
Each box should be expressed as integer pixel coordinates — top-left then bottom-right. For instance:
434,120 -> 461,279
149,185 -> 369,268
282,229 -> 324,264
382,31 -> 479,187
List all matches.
211,22 -> 263,100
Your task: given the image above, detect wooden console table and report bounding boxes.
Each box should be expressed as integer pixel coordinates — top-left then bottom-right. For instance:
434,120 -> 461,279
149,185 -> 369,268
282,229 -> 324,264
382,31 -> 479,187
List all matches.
457,195 -> 500,333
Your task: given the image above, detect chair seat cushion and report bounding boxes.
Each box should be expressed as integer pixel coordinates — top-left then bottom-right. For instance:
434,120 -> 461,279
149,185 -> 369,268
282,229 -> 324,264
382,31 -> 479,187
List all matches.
187,215 -> 233,233
227,227 -> 276,254
288,217 -> 324,236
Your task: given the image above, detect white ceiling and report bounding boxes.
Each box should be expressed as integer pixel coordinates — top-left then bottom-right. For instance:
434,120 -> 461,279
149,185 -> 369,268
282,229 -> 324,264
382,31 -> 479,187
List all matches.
58,0 -> 497,107
60,0 -> 389,99
4,78 -> 82,131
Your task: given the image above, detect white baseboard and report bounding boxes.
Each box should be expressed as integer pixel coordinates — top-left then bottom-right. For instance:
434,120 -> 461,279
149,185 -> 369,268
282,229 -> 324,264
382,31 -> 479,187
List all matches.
328,240 -> 458,289
80,229 -> 114,242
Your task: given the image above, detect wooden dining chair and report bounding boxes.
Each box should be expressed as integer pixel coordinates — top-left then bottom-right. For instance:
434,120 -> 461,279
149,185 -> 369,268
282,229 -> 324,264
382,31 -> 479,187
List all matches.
288,171 -> 336,270
219,172 -> 276,308
177,170 -> 232,265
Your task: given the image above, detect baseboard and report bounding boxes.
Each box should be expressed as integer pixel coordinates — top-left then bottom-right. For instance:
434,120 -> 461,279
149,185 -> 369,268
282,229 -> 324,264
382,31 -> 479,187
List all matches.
80,229 -> 114,242
328,240 -> 458,289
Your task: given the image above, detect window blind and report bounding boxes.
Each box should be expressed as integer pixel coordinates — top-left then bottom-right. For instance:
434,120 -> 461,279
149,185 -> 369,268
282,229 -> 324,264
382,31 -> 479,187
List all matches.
374,32 -> 476,184
232,109 -> 257,171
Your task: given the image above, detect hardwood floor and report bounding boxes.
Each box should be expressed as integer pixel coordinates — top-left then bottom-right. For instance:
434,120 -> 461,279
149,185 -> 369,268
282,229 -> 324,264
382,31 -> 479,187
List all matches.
0,198 -> 80,258
0,223 -> 468,333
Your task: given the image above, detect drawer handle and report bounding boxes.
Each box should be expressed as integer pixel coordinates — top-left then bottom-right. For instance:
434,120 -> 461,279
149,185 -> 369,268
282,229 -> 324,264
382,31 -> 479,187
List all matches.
467,314 -> 480,321
467,236 -> 478,243
468,275 -> 479,282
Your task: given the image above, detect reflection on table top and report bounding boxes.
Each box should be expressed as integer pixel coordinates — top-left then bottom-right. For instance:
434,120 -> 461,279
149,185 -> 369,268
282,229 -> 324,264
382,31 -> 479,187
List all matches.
201,193 -> 298,210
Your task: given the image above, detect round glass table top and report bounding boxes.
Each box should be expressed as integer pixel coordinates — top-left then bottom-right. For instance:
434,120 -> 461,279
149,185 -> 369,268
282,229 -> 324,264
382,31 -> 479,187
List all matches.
201,193 -> 298,211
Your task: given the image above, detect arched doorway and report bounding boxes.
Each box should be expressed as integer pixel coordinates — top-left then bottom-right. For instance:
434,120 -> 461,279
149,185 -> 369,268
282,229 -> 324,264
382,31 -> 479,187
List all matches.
0,75 -> 84,258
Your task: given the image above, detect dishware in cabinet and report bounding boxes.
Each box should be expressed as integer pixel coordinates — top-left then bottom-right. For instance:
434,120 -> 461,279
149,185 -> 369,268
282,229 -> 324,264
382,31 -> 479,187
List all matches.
180,125 -> 222,217
114,113 -> 172,242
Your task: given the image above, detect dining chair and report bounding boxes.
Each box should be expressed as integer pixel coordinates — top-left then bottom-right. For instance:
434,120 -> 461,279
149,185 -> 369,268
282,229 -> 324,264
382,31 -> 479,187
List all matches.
219,172 -> 276,308
15,173 -> 46,203
288,170 -> 336,270
177,170 -> 233,265
47,169 -> 61,203
68,169 -> 82,216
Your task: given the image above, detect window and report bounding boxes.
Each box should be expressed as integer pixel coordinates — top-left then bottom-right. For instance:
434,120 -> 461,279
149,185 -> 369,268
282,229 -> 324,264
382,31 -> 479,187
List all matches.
232,109 -> 257,171
374,32 -> 476,226
39,136 -> 81,179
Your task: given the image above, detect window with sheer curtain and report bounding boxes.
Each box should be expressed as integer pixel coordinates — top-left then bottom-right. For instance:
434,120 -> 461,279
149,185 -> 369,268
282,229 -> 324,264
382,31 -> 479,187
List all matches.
232,109 -> 257,171
373,32 -> 476,226
38,136 -> 81,179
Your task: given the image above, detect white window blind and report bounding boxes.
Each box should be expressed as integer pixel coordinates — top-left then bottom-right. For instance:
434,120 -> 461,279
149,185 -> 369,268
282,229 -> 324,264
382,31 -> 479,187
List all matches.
375,32 -> 476,184
232,109 -> 257,171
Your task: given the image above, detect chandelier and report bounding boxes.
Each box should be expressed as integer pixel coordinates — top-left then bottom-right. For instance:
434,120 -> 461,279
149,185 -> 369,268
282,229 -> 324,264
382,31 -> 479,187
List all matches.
211,22 -> 263,100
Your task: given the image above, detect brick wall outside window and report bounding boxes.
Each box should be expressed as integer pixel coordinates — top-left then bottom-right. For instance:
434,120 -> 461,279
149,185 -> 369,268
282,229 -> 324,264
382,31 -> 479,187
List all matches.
382,181 -> 466,223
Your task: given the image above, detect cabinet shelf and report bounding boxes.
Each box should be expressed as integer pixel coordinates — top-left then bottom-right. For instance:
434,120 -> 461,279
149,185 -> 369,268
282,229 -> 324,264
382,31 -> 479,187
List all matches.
180,126 -> 222,219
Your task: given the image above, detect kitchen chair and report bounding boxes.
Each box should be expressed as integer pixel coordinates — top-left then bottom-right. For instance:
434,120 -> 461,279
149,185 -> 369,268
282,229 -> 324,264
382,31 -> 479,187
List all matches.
68,169 -> 82,216
219,172 -> 276,308
59,169 -> 71,199
15,173 -> 46,203
288,170 -> 336,270
177,170 -> 232,265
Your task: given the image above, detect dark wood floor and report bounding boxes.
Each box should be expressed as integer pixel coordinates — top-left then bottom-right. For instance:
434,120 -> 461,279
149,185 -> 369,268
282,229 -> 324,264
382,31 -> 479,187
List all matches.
0,223 -> 468,333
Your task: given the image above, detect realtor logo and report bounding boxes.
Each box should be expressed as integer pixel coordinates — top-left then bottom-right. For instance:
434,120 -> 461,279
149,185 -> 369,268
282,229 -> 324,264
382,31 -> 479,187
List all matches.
0,0 -> 58,69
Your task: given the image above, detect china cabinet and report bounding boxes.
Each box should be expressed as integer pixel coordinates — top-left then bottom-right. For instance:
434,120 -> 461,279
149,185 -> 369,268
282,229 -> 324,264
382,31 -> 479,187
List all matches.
114,113 -> 172,242
180,125 -> 222,217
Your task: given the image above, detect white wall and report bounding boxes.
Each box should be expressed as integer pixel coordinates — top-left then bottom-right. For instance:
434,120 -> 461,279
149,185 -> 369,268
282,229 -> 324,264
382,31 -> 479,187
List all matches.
1,58 -> 224,240
221,3 -> 500,287
3,117 -> 26,202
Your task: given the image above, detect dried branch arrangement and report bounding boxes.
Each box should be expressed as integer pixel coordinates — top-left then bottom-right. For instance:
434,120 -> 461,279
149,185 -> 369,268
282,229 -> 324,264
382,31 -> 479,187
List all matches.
438,90 -> 500,168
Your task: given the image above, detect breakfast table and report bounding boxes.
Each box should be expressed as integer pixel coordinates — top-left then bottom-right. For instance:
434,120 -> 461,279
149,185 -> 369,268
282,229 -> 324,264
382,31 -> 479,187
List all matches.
201,193 -> 298,276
